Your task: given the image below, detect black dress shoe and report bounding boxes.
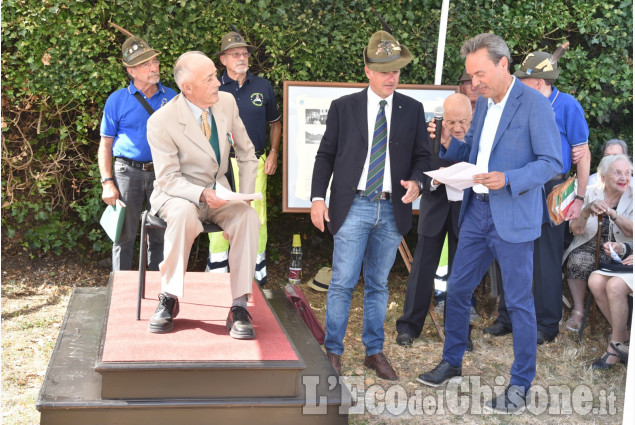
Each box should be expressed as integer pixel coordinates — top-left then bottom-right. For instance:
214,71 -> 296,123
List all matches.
483,320 -> 512,337
417,360 -> 462,387
226,306 -> 255,339
148,293 -> 179,333
536,330 -> 557,345
484,385 -> 528,414
396,332 -> 415,347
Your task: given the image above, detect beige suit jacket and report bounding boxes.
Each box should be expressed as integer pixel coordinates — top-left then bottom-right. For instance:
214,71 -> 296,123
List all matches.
147,92 -> 258,214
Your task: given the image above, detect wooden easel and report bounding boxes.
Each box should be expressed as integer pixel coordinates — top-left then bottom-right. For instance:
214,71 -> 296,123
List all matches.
398,238 -> 446,342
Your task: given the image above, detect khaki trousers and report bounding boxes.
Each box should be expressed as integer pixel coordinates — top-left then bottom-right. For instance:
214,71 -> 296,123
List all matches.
157,197 -> 260,299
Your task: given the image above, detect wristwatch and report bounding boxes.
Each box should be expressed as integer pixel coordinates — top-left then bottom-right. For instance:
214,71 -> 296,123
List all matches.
415,179 -> 425,191
101,177 -> 114,184
574,195 -> 584,201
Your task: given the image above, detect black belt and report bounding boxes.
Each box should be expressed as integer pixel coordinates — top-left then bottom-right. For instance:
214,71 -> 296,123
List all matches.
355,190 -> 391,200
115,157 -> 153,171
473,191 -> 489,202
550,173 -> 566,182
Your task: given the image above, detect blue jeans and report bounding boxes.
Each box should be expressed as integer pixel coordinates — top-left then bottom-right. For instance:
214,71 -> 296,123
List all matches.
324,195 -> 402,357
112,160 -> 163,271
442,197 -> 536,390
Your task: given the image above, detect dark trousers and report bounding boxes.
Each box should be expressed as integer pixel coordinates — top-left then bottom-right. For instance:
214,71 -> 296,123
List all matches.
496,179 -> 565,336
396,211 -> 458,338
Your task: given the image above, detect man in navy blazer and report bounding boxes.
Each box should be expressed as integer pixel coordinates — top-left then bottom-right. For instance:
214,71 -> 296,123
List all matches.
417,34 -> 562,414
311,30 -> 429,380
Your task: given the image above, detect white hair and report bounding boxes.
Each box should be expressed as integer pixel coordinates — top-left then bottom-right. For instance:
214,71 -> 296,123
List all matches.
173,51 -> 207,91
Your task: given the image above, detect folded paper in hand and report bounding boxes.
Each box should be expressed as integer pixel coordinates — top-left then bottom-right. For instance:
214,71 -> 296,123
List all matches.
546,175 -> 577,225
100,199 -> 126,243
216,183 -> 263,201
424,162 -> 487,190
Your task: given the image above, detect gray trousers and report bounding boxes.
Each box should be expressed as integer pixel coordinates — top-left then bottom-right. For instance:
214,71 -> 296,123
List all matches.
112,160 -> 163,271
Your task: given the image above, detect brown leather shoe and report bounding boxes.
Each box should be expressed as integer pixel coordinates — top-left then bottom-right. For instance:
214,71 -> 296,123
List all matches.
326,352 -> 341,375
364,352 -> 398,380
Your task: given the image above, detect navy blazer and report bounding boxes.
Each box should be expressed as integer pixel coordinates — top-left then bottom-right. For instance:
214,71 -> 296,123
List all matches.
311,88 -> 430,235
442,78 -> 562,243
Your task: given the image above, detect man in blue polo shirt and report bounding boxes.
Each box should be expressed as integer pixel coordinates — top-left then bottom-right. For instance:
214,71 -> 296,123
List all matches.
206,29 -> 281,286
99,36 -> 177,271
483,47 -> 591,344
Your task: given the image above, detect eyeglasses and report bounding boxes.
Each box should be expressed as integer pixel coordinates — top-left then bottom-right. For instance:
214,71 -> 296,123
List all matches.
225,52 -> 251,59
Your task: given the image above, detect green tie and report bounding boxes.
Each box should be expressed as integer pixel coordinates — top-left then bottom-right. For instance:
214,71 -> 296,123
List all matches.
365,100 -> 388,200
202,110 -> 220,165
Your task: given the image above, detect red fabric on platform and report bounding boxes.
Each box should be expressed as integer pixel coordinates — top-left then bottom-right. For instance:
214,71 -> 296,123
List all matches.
101,271 -> 298,363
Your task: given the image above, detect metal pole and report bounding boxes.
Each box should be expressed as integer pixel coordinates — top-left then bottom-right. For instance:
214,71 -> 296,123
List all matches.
434,0 -> 450,85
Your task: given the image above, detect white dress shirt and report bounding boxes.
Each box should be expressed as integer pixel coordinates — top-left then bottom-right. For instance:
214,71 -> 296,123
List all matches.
473,76 -> 516,194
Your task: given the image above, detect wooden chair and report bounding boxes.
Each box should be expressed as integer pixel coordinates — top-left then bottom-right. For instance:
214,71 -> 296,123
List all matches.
399,238 -> 446,342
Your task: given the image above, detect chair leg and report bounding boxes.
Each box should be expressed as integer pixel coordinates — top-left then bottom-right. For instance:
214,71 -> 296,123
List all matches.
577,291 -> 594,344
137,211 -> 149,321
428,304 -> 445,343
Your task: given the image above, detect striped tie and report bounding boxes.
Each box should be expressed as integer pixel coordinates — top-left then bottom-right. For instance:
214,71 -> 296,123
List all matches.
365,100 -> 388,201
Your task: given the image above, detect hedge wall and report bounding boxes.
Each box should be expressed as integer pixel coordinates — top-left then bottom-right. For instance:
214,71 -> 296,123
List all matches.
1,0 -> 632,254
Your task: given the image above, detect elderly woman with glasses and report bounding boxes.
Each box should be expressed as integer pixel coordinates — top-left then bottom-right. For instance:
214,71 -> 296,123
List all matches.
562,154 -> 633,338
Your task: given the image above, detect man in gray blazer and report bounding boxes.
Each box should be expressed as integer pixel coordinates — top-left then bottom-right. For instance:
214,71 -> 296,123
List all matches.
146,51 -> 260,339
417,34 -> 562,414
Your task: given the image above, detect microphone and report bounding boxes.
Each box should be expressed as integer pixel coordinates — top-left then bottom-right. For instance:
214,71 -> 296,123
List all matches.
433,106 -> 444,155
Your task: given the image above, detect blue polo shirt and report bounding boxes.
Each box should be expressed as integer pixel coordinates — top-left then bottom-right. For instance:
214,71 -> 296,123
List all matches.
218,70 -> 280,154
550,86 -> 589,174
100,81 -> 177,162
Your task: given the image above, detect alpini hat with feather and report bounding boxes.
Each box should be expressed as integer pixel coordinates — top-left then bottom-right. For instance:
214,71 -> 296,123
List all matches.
364,30 -> 412,72
215,25 -> 257,58
514,42 -> 570,80
364,11 -> 412,72
121,36 -> 161,67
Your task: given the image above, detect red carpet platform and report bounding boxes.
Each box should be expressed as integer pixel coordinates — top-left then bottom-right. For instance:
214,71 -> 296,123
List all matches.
96,271 -> 305,399
37,286 -> 350,424
101,271 -> 298,362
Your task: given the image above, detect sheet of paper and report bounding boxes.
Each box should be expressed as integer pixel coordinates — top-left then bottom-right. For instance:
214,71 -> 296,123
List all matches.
446,185 -> 465,202
216,183 -> 263,201
424,162 -> 487,190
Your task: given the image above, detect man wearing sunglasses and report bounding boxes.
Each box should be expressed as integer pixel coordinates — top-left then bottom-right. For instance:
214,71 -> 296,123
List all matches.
206,29 -> 282,287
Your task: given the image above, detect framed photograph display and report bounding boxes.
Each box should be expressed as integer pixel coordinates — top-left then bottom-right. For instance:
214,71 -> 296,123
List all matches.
282,81 -> 459,212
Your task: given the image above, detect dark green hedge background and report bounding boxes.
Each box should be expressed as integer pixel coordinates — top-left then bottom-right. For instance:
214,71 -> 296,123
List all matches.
2,0 -> 632,254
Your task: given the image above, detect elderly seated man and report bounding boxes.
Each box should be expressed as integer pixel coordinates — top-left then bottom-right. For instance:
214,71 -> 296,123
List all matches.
588,241 -> 633,369
563,154 -> 633,333
145,50 -> 261,339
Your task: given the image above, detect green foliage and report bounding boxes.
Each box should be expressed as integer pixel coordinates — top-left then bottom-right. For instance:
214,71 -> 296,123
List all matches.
2,0 -> 632,255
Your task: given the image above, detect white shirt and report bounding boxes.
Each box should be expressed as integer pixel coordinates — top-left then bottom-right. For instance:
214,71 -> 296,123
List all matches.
473,76 -> 516,194
357,89 -> 393,192
184,96 -> 211,129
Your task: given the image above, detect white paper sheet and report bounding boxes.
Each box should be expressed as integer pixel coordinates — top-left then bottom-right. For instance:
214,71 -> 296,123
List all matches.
424,162 -> 487,190
216,183 -> 263,201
